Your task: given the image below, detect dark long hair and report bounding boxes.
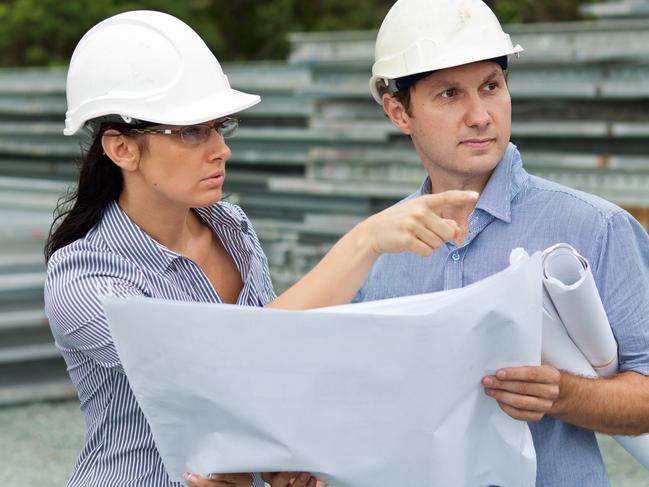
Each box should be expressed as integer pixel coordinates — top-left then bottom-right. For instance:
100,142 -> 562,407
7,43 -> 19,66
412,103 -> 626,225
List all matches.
44,122 -> 146,261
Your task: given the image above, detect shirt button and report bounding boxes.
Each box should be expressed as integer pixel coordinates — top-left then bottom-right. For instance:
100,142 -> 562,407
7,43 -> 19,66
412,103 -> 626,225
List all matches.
451,252 -> 461,262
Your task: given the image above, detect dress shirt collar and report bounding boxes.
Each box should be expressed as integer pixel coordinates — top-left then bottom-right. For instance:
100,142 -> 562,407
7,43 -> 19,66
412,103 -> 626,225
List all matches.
419,142 -> 529,224
98,200 -> 248,272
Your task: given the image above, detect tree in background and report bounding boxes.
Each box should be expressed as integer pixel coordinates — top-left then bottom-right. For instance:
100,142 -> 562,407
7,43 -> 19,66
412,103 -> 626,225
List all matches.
485,0 -> 595,23
0,0 -> 596,67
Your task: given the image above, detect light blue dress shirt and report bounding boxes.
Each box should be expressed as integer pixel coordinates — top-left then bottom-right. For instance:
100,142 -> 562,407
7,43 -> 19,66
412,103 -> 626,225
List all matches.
355,143 -> 649,487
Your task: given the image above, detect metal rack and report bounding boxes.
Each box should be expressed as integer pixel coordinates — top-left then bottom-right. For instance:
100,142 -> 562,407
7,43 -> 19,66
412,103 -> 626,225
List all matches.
1,18 -> 648,404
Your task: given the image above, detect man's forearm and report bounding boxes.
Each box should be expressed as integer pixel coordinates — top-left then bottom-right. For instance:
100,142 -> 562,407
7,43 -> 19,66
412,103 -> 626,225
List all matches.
550,370 -> 649,436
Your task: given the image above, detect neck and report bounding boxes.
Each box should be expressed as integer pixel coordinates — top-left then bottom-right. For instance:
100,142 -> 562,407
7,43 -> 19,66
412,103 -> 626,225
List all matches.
425,169 -> 493,195
117,188 -> 201,254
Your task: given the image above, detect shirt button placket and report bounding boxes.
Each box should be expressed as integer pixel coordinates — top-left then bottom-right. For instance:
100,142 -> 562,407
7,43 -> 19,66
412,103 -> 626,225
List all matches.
444,248 -> 464,290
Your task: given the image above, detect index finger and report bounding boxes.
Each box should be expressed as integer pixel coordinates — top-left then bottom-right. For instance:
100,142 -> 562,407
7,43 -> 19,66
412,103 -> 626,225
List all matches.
424,190 -> 479,226
494,366 -> 559,384
424,190 -> 479,244
207,473 -> 254,483
423,190 -> 480,211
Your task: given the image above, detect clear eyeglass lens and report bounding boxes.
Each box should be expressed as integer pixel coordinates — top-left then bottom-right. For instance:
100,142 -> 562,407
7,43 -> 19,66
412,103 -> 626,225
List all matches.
177,118 -> 239,144
180,125 -> 212,145
217,119 -> 238,138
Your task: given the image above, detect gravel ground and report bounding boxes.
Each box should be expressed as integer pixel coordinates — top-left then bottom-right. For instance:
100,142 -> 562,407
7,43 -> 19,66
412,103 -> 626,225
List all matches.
1,400 -> 648,486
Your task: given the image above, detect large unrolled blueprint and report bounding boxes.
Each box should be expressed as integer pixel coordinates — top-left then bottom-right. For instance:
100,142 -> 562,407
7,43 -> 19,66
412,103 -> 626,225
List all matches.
105,252 -> 543,487
516,245 -> 649,471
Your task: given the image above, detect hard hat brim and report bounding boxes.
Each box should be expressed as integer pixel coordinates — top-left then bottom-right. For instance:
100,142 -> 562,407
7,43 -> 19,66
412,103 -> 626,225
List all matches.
64,88 -> 261,135
151,88 -> 261,127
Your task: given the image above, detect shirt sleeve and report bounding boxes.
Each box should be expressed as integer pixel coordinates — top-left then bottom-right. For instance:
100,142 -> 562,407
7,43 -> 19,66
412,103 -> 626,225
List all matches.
45,249 -> 147,374
352,281 -> 367,303
591,210 -> 649,375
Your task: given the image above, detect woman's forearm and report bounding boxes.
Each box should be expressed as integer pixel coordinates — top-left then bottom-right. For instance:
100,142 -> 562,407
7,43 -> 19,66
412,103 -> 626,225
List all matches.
269,190 -> 479,310
269,224 -> 378,310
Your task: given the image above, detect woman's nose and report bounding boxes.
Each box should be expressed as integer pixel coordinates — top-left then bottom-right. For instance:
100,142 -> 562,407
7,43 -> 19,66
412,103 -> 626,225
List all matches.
207,129 -> 232,161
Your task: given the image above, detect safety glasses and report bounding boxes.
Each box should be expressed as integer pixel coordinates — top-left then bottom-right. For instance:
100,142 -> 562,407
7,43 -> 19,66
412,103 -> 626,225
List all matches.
127,117 -> 239,144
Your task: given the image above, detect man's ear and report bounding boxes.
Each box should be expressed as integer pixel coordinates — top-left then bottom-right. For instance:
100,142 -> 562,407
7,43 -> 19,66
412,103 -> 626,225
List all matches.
101,130 -> 141,172
382,93 -> 412,135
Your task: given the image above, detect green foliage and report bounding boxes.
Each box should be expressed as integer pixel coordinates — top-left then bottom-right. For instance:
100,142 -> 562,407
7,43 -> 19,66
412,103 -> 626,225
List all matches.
485,0 -> 597,23
0,0 -> 597,67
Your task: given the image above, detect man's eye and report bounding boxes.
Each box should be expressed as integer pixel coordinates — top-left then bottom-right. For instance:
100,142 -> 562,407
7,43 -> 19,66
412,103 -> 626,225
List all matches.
485,82 -> 498,91
441,88 -> 456,98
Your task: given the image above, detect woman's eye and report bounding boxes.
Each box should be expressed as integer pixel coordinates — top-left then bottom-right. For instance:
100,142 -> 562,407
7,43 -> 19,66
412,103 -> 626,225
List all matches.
182,126 -> 203,138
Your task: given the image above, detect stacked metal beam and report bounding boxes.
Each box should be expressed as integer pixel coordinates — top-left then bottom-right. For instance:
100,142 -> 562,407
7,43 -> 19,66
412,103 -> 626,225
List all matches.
582,0 -> 649,19
284,20 -> 649,227
1,18 -> 649,404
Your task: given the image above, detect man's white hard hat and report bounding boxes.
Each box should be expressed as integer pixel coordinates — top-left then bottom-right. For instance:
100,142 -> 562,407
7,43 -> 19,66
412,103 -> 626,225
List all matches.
369,0 -> 524,104
64,10 -> 260,135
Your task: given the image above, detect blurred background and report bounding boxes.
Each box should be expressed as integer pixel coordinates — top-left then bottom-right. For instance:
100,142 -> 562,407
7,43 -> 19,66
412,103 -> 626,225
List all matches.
1,0 -> 649,485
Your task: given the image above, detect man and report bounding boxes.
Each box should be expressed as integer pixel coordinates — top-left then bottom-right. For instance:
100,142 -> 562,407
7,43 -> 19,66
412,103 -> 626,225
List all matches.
355,0 -> 649,485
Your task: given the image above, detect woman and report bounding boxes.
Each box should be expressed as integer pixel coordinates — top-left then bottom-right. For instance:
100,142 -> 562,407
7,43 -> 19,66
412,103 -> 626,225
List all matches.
44,10 -> 477,487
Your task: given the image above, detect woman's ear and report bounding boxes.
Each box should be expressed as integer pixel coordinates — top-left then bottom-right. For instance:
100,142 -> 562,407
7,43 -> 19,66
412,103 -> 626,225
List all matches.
382,93 -> 413,135
101,130 -> 141,172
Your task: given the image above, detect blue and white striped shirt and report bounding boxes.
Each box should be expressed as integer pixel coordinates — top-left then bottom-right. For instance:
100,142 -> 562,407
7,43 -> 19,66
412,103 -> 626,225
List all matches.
45,200 -> 274,487
355,143 -> 649,487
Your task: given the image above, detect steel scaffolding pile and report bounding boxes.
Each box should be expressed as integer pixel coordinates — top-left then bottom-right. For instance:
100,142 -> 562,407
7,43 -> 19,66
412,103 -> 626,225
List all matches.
1,19 -> 648,404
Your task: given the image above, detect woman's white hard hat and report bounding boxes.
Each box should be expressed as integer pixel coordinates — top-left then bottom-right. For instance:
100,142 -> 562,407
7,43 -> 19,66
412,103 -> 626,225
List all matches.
64,10 -> 260,135
369,0 -> 524,104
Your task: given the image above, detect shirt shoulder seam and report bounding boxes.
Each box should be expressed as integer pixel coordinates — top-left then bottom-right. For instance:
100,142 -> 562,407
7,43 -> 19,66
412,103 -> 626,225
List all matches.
526,179 -> 624,222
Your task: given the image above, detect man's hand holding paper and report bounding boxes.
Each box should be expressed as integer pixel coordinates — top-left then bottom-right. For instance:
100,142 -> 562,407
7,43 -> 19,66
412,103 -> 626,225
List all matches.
482,364 -> 561,422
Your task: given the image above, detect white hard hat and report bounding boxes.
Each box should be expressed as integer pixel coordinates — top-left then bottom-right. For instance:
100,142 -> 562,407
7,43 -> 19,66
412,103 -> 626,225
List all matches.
369,0 -> 524,104
64,10 -> 260,135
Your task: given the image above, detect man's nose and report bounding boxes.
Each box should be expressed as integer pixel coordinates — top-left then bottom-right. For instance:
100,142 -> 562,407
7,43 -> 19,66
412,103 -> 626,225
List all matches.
464,94 -> 492,129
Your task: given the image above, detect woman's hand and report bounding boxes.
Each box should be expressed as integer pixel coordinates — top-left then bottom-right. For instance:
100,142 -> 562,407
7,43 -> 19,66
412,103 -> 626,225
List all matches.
262,472 -> 327,487
269,189 -> 479,310
357,190 -> 479,258
183,472 -> 254,487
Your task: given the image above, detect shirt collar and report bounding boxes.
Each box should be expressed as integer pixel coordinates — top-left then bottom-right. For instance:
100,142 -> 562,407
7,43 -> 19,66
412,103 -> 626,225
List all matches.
98,201 -> 179,271
98,201 -> 248,272
419,143 -> 528,224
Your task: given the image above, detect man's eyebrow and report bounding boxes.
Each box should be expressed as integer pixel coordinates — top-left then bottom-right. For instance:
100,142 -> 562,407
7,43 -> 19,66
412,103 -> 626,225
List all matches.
481,68 -> 503,84
422,79 -> 459,98
425,68 -> 503,94
426,78 -> 457,90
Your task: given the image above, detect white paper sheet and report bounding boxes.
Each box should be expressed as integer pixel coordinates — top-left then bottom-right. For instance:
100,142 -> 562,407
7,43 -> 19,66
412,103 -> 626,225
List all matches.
105,252 -> 543,487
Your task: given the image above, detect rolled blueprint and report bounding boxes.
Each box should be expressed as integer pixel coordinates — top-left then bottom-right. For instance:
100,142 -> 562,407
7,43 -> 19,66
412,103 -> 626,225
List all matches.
512,246 -> 649,471
541,243 -> 618,377
541,289 -> 649,470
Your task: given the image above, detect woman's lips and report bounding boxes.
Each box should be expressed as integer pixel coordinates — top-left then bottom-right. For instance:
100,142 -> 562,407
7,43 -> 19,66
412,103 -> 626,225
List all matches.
202,174 -> 224,186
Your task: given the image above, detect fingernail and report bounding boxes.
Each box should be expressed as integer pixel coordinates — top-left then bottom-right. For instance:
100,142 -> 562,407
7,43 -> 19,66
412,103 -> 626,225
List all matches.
483,377 -> 493,386
467,191 -> 479,198
183,472 -> 194,481
300,472 -> 311,481
497,370 -> 506,379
